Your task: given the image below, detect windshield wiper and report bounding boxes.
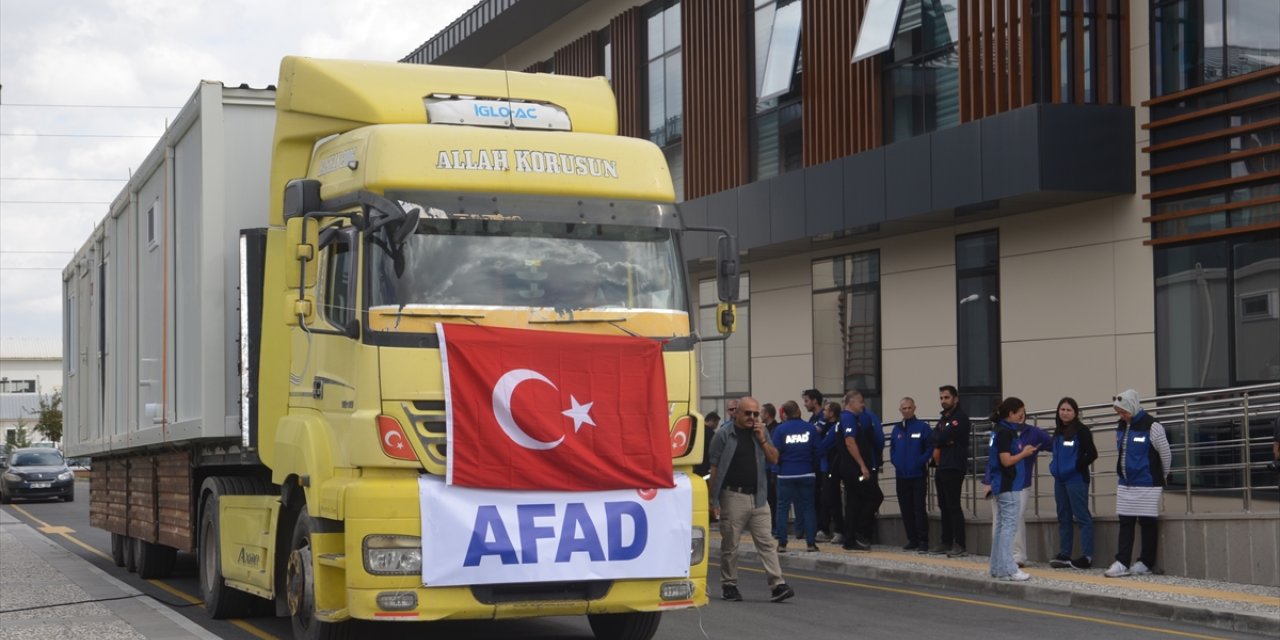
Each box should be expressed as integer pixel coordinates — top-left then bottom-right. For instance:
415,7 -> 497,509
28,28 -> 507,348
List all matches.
528,314 -> 639,338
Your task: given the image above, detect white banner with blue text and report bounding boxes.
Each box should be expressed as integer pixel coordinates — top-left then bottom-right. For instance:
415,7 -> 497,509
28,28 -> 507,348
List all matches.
418,473 -> 692,586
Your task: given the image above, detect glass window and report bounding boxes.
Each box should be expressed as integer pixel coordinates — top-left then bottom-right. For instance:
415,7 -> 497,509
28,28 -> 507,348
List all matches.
956,231 -> 1000,420
882,0 -> 960,143
699,274 -> 750,416
599,28 -> 612,84
853,0 -> 907,62
812,252 -> 882,413
1232,236 -> 1280,383
751,0 -> 804,181
757,0 -> 803,100
0,379 -> 36,394
320,238 -> 354,330
1154,0 -> 1280,97
1155,241 -> 1231,390
646,0 -> 683,199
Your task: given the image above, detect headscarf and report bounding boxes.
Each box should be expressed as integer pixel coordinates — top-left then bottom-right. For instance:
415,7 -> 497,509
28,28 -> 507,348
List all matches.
1113,389 -> 1142,416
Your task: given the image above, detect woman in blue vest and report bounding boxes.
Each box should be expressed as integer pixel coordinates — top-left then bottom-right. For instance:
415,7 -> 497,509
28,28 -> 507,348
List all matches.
1048,397 -> 1098,570
1104,389 -> 1173,578
986,397 -> 1039,581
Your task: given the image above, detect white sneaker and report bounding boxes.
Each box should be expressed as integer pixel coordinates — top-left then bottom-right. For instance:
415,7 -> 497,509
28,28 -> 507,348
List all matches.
996,570 -> 1031,582
831,534 -> 846,545
1104,561 -> 1130,578
1131,561 -> 1152,576
815,532 -> 830,543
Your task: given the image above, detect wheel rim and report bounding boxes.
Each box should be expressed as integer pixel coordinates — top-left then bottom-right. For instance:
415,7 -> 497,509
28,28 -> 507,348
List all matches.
287,543 -> 314,631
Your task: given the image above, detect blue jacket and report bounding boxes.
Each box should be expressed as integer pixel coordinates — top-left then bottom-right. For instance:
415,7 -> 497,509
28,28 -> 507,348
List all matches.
1015,424 -> 1052,491
1116,411 -> 1167,488
838,409 -> 885,472
986,421 -> 1025,495
889,418 -> 934,479
771,419 -> 819,477
1049,423 -> 1098,484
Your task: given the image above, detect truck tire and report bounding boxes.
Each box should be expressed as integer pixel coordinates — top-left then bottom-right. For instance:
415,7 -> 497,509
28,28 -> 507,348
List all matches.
287,506 -> 350,640
199,476 -> 269,619
135,538 -> 177,579
110,533 -> 126,567
587,612 -> 662,640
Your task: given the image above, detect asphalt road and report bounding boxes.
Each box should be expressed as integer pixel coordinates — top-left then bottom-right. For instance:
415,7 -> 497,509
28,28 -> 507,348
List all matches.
0,486 -> 1266,640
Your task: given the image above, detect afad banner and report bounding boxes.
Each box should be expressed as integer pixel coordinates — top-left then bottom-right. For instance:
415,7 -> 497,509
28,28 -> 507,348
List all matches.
418,474 -> 692,586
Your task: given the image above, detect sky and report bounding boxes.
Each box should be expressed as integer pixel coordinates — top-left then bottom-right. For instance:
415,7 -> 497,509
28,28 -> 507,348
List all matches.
0,0 -> 475,346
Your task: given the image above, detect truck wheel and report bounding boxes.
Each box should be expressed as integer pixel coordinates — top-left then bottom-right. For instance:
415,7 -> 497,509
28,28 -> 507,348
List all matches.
110,533 -> 126,567
287,507 -> 350,640
199,477 -> 261,618
587,612 -> 662,640
136,538 -> 177,579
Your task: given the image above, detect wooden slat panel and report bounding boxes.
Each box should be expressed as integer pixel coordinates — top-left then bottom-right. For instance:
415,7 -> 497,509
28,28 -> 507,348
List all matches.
1020,0 -> 1033,105
1050,0 -> 1062,103
995,0 -> 1008,113
959,0 -> 972,121
1142,59 -> 1280,108
155,451 -> 193,551
126,456 -> 156,540
554,31 -> 600,79
611,8 -> 645,139
804,0 -> 878,165
1143,169 -> 1280,200
1118,0 -> 1129,106
1144,143 -> 1280,177
1142,118 -> 1280,153
981,0 -> 995,116
1145,221 -> 1280,246
1097,0 -> 1109,104
1072,0 -> 1085,104
1144,195 -> 1280,223
1144,93 -> 1280,130
683,0 -> 747,199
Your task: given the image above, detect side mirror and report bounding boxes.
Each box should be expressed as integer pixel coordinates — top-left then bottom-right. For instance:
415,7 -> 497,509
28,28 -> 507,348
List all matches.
393,208 -> 421,246
716,235 -> 739,303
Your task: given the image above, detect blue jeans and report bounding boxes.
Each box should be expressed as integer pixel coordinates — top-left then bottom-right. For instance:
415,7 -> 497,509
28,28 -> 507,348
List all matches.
990,491 -> 1020,577
775,476 -> 817,546
1054,479 -> 1094,558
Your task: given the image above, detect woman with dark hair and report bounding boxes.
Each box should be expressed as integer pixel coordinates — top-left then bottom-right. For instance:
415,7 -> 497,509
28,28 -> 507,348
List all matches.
986,397 -> 1039,581
1049,397 -> 1098,569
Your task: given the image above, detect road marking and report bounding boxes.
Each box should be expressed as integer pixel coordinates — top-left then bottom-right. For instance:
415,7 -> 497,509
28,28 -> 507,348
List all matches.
739,567 -> 1228,640
4,505 -> 280,640
9,504 -> 112,561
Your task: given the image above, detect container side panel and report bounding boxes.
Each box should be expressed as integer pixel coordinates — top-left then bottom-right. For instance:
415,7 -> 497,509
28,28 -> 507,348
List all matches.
136,168 -> 166,443
175,121 -> 203,424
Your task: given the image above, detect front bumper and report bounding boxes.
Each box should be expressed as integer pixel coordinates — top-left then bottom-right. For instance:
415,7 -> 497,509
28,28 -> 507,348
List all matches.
2,478 -> 73,500
326,472 -> 708,622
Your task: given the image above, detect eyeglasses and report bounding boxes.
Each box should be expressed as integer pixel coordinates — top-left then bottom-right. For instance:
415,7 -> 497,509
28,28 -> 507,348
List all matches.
741,411 -> 760,417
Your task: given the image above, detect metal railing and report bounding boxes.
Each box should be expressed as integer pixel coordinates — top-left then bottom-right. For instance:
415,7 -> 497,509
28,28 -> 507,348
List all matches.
877,383 -> 1280,520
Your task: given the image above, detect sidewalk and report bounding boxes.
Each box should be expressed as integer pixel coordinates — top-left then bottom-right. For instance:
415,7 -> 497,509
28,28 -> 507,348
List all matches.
710,532 -> 1280,636
0,509 -> 218,640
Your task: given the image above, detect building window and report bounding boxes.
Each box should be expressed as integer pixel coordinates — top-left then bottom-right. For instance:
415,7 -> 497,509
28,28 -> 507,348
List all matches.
852,0 -> 907,62
956,231 -> 1000,420
1153,0 -> 1280,97
812,252 -> 881,413
699,274 -> 750,416
882,0 -> 960,143
751,0 -> 803,181
599,27 -> 612,84
146,200 -> 160,250
1155,233 -> 1280,392
646,0 -> 683,200
0,379 -> 36,394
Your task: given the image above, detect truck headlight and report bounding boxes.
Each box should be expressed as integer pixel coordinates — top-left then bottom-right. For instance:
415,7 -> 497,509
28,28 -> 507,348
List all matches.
57,471 -> 74,481
363,535 -> 422,575
690,526 -> 705,565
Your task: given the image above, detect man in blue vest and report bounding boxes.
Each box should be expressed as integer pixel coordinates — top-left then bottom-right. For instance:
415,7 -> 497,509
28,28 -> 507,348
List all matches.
771,401 -> 820,552
890,397 -> 933,551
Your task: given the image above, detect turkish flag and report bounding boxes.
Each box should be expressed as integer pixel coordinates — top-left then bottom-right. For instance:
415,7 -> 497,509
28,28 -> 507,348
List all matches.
439,323 -> 674,491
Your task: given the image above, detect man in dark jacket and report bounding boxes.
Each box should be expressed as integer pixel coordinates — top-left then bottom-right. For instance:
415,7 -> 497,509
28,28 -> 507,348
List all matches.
929,385 -> 970,557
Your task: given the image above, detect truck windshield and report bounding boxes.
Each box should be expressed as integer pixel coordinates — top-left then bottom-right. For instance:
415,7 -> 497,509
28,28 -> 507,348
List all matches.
368,219 -> 687,313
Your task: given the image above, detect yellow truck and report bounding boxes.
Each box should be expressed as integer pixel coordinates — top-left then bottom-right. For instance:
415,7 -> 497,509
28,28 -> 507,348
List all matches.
63,57 -> 739,639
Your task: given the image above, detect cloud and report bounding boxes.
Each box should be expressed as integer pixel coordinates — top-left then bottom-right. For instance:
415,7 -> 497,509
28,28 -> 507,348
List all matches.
0,0 -> 474,341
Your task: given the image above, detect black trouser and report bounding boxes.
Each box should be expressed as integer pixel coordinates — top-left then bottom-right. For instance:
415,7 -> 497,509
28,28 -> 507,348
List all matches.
935,468 -> 966,547
1116,515 -> 1158,568
818,472 -> 845,536
843,471 -> 882,543
896,476 -> 928,546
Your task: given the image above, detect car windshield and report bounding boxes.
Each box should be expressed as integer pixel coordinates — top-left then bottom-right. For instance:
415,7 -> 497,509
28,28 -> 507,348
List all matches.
11,451 -> 64,466
369,219 -> 687,314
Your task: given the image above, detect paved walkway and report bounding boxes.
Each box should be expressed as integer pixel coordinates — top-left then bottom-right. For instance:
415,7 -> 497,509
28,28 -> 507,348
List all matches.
711,531 -> 1280,636
0,509 -> 217,640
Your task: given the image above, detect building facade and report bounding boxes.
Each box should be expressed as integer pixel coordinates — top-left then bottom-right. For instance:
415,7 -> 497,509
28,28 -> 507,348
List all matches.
405,0 -> 1278,422
0,337 -> 61,444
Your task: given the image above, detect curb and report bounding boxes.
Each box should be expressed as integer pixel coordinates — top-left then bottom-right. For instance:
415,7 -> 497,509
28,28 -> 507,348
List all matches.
715,541 -> 1280,636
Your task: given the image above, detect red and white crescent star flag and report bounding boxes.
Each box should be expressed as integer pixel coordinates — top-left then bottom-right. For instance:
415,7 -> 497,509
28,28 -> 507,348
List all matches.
439,323 -> 674,491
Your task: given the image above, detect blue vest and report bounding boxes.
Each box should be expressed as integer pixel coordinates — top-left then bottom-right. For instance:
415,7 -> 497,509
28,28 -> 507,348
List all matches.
1050,433 -> 1083,484
1116,411 -> 1163,487
986,422 -> 1024,495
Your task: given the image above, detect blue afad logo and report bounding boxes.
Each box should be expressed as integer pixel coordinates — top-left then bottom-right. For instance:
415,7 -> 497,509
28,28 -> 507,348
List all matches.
464,502 -> 648,566
474,104 -> 539,120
